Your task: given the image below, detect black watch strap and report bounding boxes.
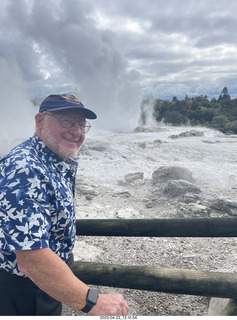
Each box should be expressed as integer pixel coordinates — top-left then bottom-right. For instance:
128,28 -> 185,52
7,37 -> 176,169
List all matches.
81,288 -> 98,313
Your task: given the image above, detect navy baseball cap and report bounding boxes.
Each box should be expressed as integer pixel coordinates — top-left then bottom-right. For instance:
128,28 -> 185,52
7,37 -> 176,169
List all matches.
39,94 -> 97,119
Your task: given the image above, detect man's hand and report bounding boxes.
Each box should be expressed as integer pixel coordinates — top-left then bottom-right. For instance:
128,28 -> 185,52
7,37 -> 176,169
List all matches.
15,248 -> 129,315
89,293 -> 129,316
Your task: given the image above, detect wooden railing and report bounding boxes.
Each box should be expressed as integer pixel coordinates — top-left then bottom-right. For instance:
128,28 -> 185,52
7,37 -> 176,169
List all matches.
74,218 -> 237,299
76,218 -> 237,237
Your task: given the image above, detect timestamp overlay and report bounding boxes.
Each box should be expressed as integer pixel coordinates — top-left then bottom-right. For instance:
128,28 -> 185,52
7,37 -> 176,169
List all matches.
98,316 -> 171,320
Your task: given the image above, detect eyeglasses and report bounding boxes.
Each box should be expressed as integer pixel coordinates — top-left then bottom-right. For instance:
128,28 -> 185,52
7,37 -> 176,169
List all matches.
43,112 -> 91,133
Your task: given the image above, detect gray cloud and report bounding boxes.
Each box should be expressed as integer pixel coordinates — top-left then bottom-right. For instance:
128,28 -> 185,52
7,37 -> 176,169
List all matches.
1,0 -> 141,133
91,0 -> 237,98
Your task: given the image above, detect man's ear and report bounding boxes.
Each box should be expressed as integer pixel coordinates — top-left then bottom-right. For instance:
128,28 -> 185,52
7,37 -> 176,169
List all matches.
35,113 -> 45,129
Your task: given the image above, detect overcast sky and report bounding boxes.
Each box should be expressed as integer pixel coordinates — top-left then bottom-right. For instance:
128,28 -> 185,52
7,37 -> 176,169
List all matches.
1,0 -> 237,134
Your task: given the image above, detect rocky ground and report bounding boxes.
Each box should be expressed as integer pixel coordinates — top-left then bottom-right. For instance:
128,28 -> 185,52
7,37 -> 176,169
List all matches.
63,174 -> 237,316
61,127 -> 237,316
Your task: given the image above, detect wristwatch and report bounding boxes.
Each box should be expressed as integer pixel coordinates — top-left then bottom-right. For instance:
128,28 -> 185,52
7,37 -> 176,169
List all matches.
81,288 -> 98,313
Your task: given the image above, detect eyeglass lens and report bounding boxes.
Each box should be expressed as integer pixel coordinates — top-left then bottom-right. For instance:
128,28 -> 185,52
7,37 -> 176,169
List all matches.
59,117 -> 90,133
43,113 -> 91,133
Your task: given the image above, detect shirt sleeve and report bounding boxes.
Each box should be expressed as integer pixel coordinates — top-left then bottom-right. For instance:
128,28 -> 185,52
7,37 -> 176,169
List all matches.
0,159 -> 52,251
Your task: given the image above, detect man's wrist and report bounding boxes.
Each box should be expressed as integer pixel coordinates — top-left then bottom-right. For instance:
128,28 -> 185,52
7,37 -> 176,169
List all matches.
81,288 -> 98,313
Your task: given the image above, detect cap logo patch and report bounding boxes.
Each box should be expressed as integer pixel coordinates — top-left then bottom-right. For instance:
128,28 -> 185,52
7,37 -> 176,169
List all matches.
62,95 -> 82,104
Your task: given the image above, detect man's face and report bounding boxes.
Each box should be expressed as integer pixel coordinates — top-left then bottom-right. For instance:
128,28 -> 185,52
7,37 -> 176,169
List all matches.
38,109 -> 86,160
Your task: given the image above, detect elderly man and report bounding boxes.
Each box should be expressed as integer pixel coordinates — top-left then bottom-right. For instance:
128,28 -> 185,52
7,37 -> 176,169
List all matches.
0,94 -> 129,316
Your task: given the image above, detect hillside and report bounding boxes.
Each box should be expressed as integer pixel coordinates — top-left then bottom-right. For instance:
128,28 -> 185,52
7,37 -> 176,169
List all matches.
140,87 -> 237,134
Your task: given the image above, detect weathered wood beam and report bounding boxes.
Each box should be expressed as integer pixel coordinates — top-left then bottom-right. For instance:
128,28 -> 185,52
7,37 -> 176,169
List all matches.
76,218 -> 237,237
74,261 -> 237,299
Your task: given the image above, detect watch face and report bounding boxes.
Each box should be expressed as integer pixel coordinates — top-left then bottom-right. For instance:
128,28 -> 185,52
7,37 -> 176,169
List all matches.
87,289 -> 98,304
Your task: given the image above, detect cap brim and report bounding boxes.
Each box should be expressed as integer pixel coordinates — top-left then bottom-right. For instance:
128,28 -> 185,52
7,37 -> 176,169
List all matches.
43,106 -> 97,119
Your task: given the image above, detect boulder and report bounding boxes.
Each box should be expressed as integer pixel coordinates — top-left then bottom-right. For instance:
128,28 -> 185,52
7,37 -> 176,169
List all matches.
116,208 -> 140,219
152,166 -> 195,184
163,180 -> 201,198
137,142 -> 146,149
133,126 -> 153,133
169,130 -> 204,139
113,191 -> 131,198
75,175 -> 98,197
181,193 -> 201,203
154,139 -> 162,144
125,172 -> 144,183
210,198 -> 237,216
177,203 -> 210,218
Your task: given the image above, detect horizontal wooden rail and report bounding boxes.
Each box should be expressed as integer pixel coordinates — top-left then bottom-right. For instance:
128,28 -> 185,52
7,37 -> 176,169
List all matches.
74,261 -> 237,299
76,218 -> 237,237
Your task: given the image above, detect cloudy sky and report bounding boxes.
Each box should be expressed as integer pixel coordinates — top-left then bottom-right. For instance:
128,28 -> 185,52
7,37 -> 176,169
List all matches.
1,0 -> 237,135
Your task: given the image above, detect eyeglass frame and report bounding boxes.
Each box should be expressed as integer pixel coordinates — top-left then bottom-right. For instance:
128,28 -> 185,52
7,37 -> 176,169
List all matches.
42,112 -> 91,133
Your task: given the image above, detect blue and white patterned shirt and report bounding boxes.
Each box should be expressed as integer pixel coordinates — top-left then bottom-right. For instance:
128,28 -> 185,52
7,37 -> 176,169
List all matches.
0,134 -> 78,276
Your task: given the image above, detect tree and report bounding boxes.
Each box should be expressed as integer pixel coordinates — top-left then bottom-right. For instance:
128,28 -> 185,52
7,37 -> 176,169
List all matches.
194,95 -> 208,103
222,87 -> 229,96
163,111 -> 187,126
152,89 -> 237,134
212,115 -> 228,130
218,87 -> 230,101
